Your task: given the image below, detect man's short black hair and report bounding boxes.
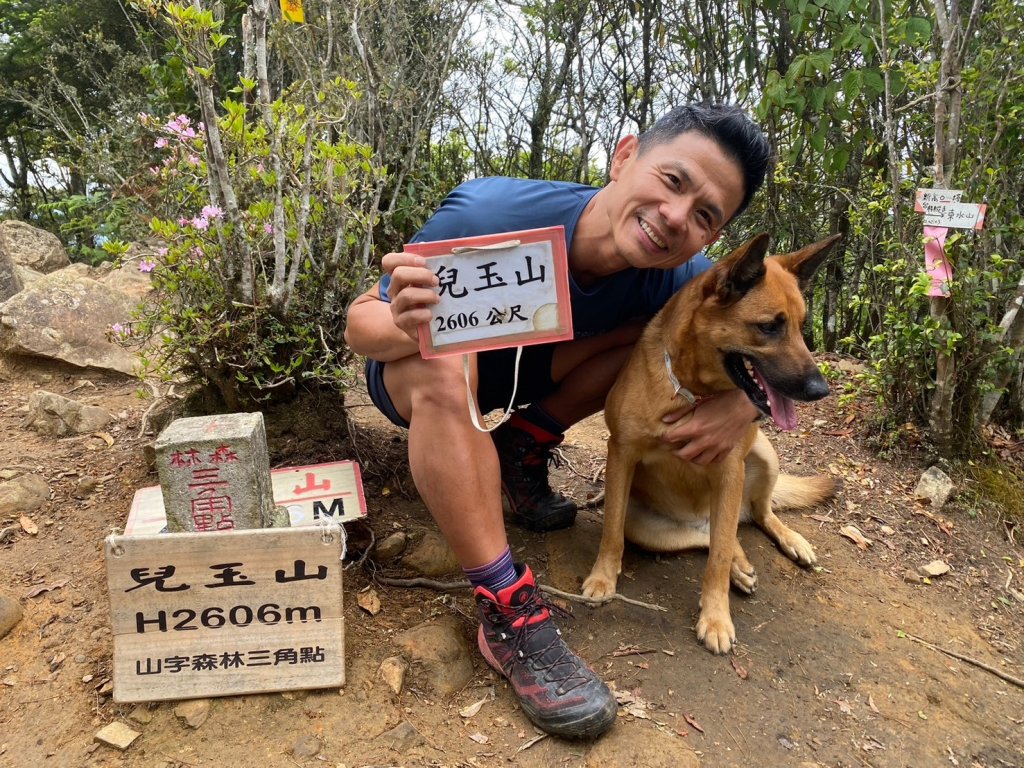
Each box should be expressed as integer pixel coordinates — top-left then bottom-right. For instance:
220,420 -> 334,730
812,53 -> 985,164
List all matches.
637,104 -> 771,220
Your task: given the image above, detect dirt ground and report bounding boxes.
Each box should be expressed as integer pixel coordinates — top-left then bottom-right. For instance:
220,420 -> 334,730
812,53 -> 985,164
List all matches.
0,354 -> 1021,768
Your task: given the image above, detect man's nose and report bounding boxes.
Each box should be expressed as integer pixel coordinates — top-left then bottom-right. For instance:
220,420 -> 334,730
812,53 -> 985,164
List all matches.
661,196 -> 692,229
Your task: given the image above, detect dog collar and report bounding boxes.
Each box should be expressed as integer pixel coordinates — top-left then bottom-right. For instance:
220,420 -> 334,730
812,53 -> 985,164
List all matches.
664,350 -> 716,407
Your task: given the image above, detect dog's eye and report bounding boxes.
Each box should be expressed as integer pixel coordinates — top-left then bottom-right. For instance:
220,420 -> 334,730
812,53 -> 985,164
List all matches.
757,318 -> 784,335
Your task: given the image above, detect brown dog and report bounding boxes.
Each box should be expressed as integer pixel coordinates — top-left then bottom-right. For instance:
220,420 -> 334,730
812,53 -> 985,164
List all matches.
582,233 -> 840,654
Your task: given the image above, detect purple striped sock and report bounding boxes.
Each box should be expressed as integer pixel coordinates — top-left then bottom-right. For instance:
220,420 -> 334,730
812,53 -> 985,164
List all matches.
464,546 -> 518,593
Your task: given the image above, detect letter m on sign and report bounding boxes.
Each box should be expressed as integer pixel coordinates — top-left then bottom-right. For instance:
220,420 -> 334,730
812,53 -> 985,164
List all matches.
312,498 -> 345,520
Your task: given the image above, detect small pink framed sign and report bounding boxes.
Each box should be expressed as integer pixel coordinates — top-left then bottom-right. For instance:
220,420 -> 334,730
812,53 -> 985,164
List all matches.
409,226 -> 574,359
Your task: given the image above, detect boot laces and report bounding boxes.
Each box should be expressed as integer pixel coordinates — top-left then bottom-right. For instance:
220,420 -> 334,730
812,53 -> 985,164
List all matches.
481,591 -> 590,694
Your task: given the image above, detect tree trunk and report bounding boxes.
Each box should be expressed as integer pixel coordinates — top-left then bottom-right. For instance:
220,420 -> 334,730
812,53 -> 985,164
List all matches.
926,0 -> 964,454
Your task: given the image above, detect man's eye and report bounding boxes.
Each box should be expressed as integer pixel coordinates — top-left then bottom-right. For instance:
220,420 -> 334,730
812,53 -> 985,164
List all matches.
665,173 -> 680,188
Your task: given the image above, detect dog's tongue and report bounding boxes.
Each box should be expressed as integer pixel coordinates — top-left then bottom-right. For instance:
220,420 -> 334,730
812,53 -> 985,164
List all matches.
752,369 -> 798,431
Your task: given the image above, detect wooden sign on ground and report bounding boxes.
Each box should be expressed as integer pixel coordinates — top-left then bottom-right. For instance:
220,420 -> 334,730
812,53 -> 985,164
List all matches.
106,523 -> 345,702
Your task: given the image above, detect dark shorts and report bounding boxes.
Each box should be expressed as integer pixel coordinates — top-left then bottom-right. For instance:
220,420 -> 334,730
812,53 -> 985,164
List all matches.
365,344 -> 558,428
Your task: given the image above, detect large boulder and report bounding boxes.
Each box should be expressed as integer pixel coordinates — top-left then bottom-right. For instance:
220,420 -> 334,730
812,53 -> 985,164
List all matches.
0,270 -> 140,375
0,220 -> 70,274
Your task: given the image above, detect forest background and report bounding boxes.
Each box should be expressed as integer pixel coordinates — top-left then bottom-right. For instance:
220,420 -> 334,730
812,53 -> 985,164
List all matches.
0,0 -> 1022,476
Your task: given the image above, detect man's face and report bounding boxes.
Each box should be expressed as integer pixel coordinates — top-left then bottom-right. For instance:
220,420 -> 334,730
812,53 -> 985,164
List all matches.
606,131 -> 746,270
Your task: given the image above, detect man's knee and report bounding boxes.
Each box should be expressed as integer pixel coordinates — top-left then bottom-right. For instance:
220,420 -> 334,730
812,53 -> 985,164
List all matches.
384,356 -> 475,421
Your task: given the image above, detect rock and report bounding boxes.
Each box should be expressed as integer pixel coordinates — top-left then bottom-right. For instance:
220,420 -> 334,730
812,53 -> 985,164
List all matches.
93,722 -> 140,751
0,270 -> 140,375
375,531 -> 409,563
583,724 -> 699,767
173,698 -> 211,728
100,259 -> 153,299
378,656 -> 408,695
0,473 -> 49,516
378,720 -> 425,753
0,244 -> 23,304
15,265 -> 43,286
918,559 -> 951,578
913,466 -> 954,509
401,530 -> 461,577
24,390 -> 112,437
75,476 -> 101,498
394,615 -> 474,697
903,569 -> 925,584
0,593 -> 23,639
292,735 -> 322,758
127,705 -> 153,725
0,220 -> 70,274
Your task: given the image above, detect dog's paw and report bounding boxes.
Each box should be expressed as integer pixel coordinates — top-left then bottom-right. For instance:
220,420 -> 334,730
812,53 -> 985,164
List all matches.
581,572 -> 618,600
730,561 -> 758,594
779,530 -> 817,567
695,610 -> 736,655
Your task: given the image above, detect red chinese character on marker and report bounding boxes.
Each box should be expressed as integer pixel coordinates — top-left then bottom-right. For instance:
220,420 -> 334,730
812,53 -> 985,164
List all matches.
191,495 -> 235,530
210,444 -> 239,464
169,448 -> 203,468
188,465 -> 234,531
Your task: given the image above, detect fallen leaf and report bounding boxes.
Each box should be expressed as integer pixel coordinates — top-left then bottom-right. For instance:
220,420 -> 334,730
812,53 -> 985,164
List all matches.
918,560 -> 950,578
807,514 -> 833,524
92,432 -> 115,447
516,734 -> 547,752
468,732 -> 488,744
835,698 -> 853,715
19,516 -> 38,535
459,690 -> 493,719
867,695 -> 880,714
839,525 -> 873,550
356,588 -> 382,615
26,578 -> 69,598
683,713 -> 704,734
730,657 -> 748,680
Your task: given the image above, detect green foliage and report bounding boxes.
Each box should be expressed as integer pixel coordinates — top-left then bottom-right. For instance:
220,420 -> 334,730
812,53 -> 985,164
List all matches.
35,192 -> 148,265
128,100 -> 379,408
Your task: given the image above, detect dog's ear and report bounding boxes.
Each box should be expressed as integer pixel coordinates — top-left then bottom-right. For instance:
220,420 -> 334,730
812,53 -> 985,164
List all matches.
777,233 -> 842,291
714,233 -> 770,304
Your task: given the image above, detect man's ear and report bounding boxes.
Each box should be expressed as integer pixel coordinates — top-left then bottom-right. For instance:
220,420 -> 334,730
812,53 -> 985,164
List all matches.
609,135 -> 640,182
714,233 -> 770,304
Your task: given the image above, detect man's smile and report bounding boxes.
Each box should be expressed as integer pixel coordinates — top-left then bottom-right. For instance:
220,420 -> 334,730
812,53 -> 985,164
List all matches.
639,217 -> 668,250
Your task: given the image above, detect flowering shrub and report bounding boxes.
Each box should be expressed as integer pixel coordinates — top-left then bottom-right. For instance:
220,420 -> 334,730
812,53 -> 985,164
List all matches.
129,102 -> 382,408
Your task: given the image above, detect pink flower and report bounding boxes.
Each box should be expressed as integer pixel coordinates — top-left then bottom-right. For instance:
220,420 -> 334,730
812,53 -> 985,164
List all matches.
191,246 -> 204,258
138,259 -> 156,273
187,154 -> 200,166
192,216 -> 209,231
263,223 -> 274,234
154,137 -> 168,149
157,247 -> 168,257
201,205 -> 223,220
178,217 -> 190,227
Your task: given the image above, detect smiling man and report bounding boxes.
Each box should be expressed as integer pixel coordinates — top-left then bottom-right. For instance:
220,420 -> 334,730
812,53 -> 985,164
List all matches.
345,104 -> 771,739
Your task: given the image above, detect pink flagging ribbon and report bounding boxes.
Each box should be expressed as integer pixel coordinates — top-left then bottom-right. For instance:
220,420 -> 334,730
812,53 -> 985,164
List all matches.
924,226 -> 952,297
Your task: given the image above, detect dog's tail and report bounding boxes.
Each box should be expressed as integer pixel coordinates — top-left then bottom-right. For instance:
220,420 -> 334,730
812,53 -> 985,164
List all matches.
772,473 -> 837,510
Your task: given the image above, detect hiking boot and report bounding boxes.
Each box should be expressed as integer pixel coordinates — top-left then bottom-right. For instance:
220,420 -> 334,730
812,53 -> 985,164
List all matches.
474,564 -> 617,739
492,422 -> 577,532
